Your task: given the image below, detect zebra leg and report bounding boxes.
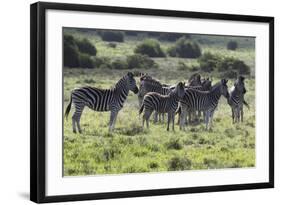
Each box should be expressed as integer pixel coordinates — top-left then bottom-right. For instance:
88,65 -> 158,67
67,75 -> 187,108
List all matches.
72,103 -> 85,134
241,106 -> 244,122
167,113 -> 171,131
171,113 -> 175,131
236,107 -> 240,123
205,111 -> 210,130
109,110 -> 118,132
143,109 -> 153,129
209,111 -> 214,130
72,115 -> 77,133
153,112 -> 158,123
231,107 -> 235,124
180,109 -> 187,131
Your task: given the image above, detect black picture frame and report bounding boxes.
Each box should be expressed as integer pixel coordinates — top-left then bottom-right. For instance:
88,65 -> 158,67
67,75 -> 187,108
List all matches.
30,1 -> 274,203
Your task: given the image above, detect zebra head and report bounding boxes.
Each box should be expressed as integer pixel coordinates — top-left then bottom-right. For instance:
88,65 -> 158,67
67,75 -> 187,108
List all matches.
127,72 -> 139,94
220,79 -> 229,98
235,76 -> 247,94
175,82 -> 185,99
201,77 -> 212,91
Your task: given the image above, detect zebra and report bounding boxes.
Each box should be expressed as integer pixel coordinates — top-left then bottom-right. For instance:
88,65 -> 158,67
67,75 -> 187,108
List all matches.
138,75 -> 172,123
139,82 -> 185,131
177,77 -> 213,124
64,72 -> 139,133
227,76 -> 249,123
179,79 -> 229,130
187,73 -> 202,86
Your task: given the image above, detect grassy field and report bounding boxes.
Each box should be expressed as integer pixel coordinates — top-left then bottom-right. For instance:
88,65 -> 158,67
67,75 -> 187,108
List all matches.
63,29 -> 255,176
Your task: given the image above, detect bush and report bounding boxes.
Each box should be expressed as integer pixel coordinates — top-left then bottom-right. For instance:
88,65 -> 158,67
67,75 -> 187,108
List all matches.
127,54 -> 156,69
166,138 -> 183,150
78,53 -> 94,68
64,34 -> 97,68
227,40 -> 238,50
134,39 -> 166,57
125,31 -> 139,36
76,38 -> 97,56
107,42 -> 117,48
64,34 -> 80,67
177,61 -> 199,71
168,156 -> 192,171
199,52 -> 250,75
111,58 -> 128,70
220,70 -> 237,79
168,37 -> 201,58
99,31 -> 124,42
158,33 -> 190,41
94,56 -> 112,69
198,52 -> 221,72
217,57 -> 250,75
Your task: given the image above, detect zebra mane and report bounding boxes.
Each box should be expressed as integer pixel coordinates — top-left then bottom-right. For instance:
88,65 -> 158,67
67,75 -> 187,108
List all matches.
113,75 -> 128,89
142,77 -> 163,88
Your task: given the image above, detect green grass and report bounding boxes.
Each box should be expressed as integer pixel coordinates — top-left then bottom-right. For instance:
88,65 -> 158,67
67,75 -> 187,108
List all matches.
63,29 -> 255,176
63,68 -> 255,176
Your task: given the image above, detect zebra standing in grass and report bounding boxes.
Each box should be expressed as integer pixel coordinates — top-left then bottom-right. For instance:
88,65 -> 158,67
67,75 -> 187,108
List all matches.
179,79 -> 229,130
138,75 -> 173,122
65,72 -> 139,133
227,76 -> 249,123
177,77 -> 213,124
139,82 -> 185,131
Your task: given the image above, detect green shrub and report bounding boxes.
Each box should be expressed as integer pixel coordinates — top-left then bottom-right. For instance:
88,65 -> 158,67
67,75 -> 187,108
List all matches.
168,37 -> 201,58
177,61 -> 199,71
64,34 -> 80,67
227,40 -> 238,50
125,31 -> 138,36
127,54 -> 156,69
99,31 -> 124,42
79,53 -> 94,68
168,156 -> 192,171
134,39 -> 166,57
107,42 -> 117,48
158,33 -> 189,41
111,58 -> 128,70
166,138 -> 183,150
76,38 -> 97,56
92,56 -> 111,69
217,57 -> 250,75
198,52 -> 221,72
220,70 -> 237,79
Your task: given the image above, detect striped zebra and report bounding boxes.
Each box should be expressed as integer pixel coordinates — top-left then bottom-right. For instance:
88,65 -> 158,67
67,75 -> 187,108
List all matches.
187,73 -> 202,86
179,79 -> 229,130
139,82 -> 185,131
227,76 -> 249,123
177,77 -> 213,124
138,75 -> 172,122
65,72 -> 139,133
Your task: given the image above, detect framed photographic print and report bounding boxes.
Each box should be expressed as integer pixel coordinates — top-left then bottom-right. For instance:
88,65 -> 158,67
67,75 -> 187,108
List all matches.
30,1 -> 274,203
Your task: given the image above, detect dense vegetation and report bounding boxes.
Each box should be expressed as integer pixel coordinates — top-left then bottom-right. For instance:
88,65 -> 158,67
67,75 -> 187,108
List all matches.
63,28 -> 255,176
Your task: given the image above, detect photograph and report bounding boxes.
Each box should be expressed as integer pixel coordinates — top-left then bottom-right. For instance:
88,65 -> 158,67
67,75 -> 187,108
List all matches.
63,27 -> 256,176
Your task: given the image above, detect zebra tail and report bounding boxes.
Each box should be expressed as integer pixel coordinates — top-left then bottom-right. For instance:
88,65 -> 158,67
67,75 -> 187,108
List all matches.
139,103 -> 144,115
65,93 -> 72,120
243,100 -> 250,110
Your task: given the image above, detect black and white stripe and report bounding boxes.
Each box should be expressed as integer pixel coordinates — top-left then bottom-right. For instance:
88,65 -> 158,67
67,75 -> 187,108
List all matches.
138,75 -> 173,122
139,82 -> 185,131
65,72 -> 139,133
227,76 -> 248,123
179,79 -> 229,130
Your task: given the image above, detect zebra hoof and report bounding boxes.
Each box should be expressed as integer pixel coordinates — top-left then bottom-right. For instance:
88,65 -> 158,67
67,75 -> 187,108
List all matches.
73,130 -> 77,134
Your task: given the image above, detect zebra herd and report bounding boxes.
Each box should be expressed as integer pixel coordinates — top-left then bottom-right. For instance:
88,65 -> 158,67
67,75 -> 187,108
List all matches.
65,72 -> 248,133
